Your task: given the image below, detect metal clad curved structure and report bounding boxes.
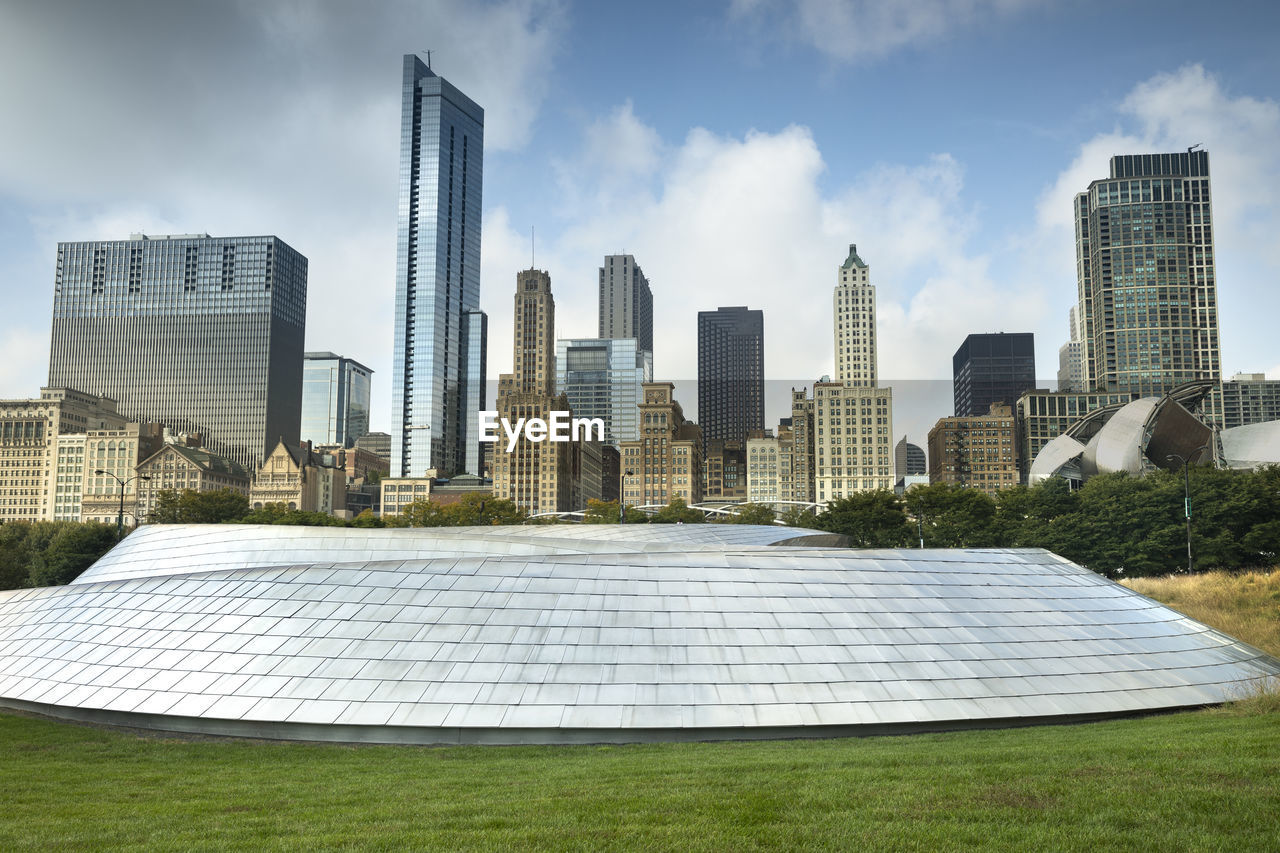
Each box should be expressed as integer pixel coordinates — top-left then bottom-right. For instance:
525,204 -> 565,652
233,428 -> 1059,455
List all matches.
1,524 -> 1276,744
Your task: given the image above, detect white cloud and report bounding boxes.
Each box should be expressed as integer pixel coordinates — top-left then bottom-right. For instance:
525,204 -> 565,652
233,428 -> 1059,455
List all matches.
729,0 -> 1040,63
1037,64 -> 1280,377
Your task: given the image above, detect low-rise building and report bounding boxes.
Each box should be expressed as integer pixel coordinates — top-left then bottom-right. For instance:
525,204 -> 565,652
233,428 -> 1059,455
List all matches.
135,444 -> 250,521
927,403 -> 1019,496
78,423 -> 165,525
619,382 -> 703,507
251,439 -> 346,515
1221,373 -> 1280,429
379,475 -> 437,518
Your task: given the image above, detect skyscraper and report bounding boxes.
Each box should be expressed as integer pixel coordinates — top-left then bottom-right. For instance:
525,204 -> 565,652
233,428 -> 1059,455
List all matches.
1056,306 -> 1084,392
697,306 -> 764,445
834,244 -> 877,385
598,254 -> 653,355
301,352 -> 373,448
814,245 -> 894,501
391,54 -> 487,477
952,332 -> 1036,417
1074,150 -> 1221,420
556,338 -> 653,446
48,233 -> 307,470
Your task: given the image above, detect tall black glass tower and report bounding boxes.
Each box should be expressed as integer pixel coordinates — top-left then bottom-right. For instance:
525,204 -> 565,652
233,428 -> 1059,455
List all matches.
697,306 -> 765,445
48,233 -> 307,472
392,55 -> 487,477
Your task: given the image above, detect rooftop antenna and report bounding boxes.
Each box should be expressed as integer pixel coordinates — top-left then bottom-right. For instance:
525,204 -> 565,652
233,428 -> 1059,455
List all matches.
531,226 -> 535,268
422,49 -> 432,70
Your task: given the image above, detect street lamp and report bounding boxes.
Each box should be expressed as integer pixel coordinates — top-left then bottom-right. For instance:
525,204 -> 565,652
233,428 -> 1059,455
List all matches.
1165,445 -> 1210,574
620,470 -> 634,524
95,470 -> 151,539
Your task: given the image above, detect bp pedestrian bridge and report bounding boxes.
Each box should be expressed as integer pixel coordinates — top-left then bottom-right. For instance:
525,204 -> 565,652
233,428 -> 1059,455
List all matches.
0,524 -> 1276,744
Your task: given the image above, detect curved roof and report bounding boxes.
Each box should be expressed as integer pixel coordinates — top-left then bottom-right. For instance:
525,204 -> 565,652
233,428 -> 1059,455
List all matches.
1028,434 -> 1085,485
1082,397 -> 1158,475
2,524 -> 1277,744
1221,421 -> 1280,469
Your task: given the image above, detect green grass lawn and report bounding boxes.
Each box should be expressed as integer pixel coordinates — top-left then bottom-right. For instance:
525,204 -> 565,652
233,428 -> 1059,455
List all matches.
1,707 -> 1277,851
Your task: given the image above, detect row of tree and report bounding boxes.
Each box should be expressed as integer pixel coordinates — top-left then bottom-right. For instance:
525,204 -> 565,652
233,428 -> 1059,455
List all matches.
2,466 -> 1276,588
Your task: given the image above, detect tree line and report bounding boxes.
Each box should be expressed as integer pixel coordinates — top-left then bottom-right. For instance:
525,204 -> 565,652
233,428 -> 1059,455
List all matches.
1,466 -> 1276,588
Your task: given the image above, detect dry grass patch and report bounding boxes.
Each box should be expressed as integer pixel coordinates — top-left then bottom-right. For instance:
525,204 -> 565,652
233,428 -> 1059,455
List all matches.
1122,570 -> 1280,657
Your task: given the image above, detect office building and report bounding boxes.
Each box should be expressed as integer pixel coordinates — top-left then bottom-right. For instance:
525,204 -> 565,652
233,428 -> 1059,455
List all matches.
894,436 -> 926,492
1073,150 -> 1222,420
927,403 -> 1019,496
135,444 -> 250,522
789,388 -> 816,504
78,423 -> 165,525
491,269 -> 599,515
747,426 -> 794,506
813,380 -> 895,501
556,338 -> 653,446
1057,306 -> 1085,392
354,431 -> 391,464
598,254 -> 652,354
48,233 -> 307,471
703,439 -> 748,502
953,333 -> 1036,417
697,306 -> 764,445
619,383 -> 703,507
1221,373 -> 1280,429
2,388 -> 125,522
391,54 -> 487,478
301,352 -> 372,448
834,244 -> 877,386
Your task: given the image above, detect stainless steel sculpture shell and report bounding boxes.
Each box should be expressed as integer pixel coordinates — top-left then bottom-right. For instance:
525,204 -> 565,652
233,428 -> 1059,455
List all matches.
1,524 -> 1276,745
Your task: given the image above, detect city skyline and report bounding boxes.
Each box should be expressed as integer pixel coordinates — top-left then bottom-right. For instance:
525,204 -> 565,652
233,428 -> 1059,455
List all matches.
2,2 -> 1279,453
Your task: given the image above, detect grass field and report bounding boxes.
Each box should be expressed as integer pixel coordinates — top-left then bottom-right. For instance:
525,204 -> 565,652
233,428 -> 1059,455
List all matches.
0,570 -> 1276,850
1123,570 -> 1280,657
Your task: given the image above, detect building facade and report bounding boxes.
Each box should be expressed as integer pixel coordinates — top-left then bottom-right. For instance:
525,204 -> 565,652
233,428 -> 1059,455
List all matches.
619,383 -> 703,507
789,388 -> 816,504
1073,151 -> 1222,420
250,439 -> 346,515
1221,373 -> 1280,429
48,233 -> 307,471
135,444 -> 250,521
746,428 -> 794,506
379,475 -> 437,518
894,436 -> 926,479
301,352 -> 372,448
490,269 -> 600,515
598,254 -> 653,355
1,388 -> 126,522
703,439 -> 748,502
555,338 -> 653,447
927,403 -> 1019,496
953,332 -> 1036,417
1056,306 -> 1085,392
697,306 -> 764,445
813,381 -> 895,502
391,55 -> 487,478
835,245 -> 877,386
78,423 -> 165,526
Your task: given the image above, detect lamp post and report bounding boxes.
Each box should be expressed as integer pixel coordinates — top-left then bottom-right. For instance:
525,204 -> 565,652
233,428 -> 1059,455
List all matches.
620,470 -> 634,524
1165,445 -> 1209,574
95,470 -> 151,539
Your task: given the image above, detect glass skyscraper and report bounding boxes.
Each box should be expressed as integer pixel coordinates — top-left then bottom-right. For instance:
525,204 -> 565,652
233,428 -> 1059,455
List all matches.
556,338 -> 653,447
697,306 -> 765,444
48,233 -> 307,471
301,352 -> 373,448
391,55 -> 487,477
952,332 -> 1036,417
1074,150 -> 1222,421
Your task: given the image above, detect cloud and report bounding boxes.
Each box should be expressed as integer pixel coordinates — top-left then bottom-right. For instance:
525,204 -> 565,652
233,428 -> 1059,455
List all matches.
728,0 -> 1039,63
1036,64 -> 1280,377
0,0 -> 566,417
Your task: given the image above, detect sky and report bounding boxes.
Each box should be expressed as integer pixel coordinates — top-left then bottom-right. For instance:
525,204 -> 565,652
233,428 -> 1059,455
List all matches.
2,0 -> 1279,448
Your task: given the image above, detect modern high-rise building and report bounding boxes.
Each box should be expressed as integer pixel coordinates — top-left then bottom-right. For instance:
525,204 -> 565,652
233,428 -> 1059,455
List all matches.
301,352 -> 372,448
697,306 -> 764,445
952,332 -> 1036,417
556,338 -> 653,446
894,436 -> 926,478
48,233 -> 308,471
1073,150 -> 1222,420
834,244 -> 877,385
391,54 -> 487,478
598,254 -> 652,355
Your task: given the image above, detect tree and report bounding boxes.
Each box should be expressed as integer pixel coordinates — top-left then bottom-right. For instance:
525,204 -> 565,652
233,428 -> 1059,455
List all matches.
904,483 -> 999,548
718,502 -> 777,525
28,522 -> 118,587
583,499 -> 621,524
442,493 -> 527,526
812,491 -> 912,547
0,522 -> 33,590
350,509 -> 385,528
150,489 -> 249,524
780,505 -> 821,529
651,497 -> 705,524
